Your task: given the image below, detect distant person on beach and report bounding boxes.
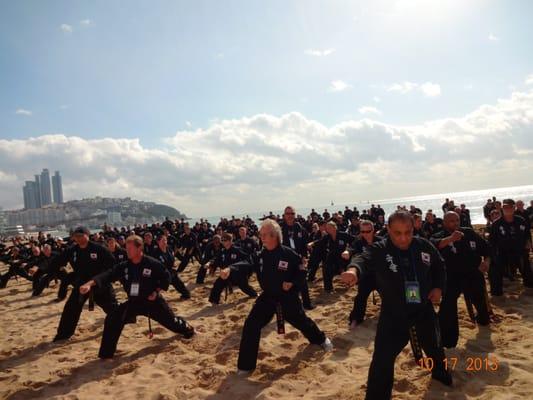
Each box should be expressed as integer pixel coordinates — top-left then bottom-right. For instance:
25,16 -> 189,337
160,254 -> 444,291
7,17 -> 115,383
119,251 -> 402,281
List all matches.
207,232 -> 257,305
431,211 -> 491,348
280,206 -> 314,310
488,199 -> 533,295
0,246 -> 32,289
343,220 -> 384,329
312,221 -> 355,293
152,234 -> 191,299
196,234 -> 222,284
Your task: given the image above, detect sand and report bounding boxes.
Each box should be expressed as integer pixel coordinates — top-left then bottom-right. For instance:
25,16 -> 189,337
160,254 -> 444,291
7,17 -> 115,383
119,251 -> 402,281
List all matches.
1,248 -> 533,399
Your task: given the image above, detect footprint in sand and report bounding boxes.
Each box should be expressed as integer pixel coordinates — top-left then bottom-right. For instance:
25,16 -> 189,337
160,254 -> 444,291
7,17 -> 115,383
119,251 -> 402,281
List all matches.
215,350 -> 233,365
285,331 -> 300,340
114,362 -> 139,376
275,355 -> 292,364
395,377 -> 417,393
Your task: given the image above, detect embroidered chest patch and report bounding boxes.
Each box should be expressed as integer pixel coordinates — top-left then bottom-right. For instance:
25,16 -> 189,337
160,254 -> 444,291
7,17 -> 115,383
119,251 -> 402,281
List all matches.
278,260 -> 289,271
385,254 -> 398,273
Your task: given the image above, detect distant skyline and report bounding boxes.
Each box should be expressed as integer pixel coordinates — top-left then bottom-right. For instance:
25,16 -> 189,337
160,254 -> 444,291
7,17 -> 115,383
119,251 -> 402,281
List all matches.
22,169 -> 63,210
1,0 -> 532,216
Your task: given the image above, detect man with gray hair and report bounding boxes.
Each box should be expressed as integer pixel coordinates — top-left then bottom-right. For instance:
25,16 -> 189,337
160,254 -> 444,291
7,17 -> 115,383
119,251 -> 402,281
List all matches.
236,218 -> 332,374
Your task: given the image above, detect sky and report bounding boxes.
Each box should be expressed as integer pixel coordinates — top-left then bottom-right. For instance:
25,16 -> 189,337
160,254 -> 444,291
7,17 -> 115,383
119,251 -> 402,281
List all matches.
0,0 -> 532,217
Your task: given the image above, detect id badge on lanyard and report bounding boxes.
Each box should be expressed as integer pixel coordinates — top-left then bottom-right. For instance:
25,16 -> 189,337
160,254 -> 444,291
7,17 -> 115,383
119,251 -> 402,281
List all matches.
130,282 -> 140,297
405,281 -> 421,304
401,249 -> 421,304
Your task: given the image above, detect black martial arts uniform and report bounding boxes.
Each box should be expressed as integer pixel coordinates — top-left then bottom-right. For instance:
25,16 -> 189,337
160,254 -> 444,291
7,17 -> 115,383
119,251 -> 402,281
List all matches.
0,252 -> 32,288
196,240 -> 222,284
317,231 -> 355,291
93,255 -> 194,358
208,245 -> 256,304
152,246 -> 190,299
177,232 -> 198,272
280,221 -> 313,309
489,215 -> 532,294
49,241 -> 118,341
237,244 -> 326,371
431,228 -> 490,348
349,237 -> 451,399
348,235 -> 384,324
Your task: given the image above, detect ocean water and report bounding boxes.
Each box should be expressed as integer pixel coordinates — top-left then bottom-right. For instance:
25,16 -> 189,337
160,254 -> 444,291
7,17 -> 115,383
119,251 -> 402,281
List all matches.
198,184 -> 533,226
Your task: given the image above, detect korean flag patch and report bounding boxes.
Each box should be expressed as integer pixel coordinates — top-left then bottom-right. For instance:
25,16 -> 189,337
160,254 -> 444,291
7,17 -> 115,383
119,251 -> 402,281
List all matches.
90,253 -> 97,260
231,253 -> 237,260
142,268 -> 152,277
278,260 -> 289,271
470,241 -> 476,250
421,252 -> 431,265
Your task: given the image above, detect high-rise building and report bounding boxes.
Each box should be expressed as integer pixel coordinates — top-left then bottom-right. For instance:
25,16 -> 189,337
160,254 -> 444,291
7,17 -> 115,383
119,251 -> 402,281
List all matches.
34,174 -> 42,208
23,181 -> 39,209
21,168 -> 64,209
52,171 -> 64,204
40,168 -> 52,206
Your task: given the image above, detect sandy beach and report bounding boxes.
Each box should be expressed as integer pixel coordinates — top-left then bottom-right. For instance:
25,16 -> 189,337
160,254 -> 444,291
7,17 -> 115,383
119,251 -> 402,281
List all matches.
1,238 -> 533,400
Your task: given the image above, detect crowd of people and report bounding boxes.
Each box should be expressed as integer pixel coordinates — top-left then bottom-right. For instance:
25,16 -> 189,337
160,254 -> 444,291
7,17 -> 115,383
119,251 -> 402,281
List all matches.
1,197 -> 532,400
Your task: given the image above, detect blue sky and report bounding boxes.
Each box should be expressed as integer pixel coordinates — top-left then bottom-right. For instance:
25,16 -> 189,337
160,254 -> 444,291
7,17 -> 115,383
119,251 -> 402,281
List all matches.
0,0 -> 532,215
2,0 -> 532,143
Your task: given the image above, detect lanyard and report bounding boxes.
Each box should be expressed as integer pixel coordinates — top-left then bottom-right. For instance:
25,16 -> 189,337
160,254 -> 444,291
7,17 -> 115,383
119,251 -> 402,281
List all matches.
396,247 -> 418,282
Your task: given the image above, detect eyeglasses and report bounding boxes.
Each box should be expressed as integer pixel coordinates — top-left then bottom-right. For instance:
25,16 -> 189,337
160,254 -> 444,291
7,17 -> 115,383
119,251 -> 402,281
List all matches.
361,230 -> 373,234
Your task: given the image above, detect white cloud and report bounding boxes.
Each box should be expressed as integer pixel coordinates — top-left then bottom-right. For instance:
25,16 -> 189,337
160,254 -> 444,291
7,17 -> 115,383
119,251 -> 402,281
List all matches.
1,83 -> 533,216
387,81 -> 441,97
185,121 -> 192,128
304,48 -> 335,57
488,33 -> 500,42
373,96 -> 380,103
60,24 -> 73,33
525,74 -> 533,86
80,19 -> 92,26
387,81 -> 418,94
329,80 -> 351,92
419,82 -> 441,97
15,109 -> 32,116
358,106 -> 382,115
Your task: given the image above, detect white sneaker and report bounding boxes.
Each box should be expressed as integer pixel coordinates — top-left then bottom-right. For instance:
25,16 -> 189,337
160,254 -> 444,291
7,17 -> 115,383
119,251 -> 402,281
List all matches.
321,337 -> 333,352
